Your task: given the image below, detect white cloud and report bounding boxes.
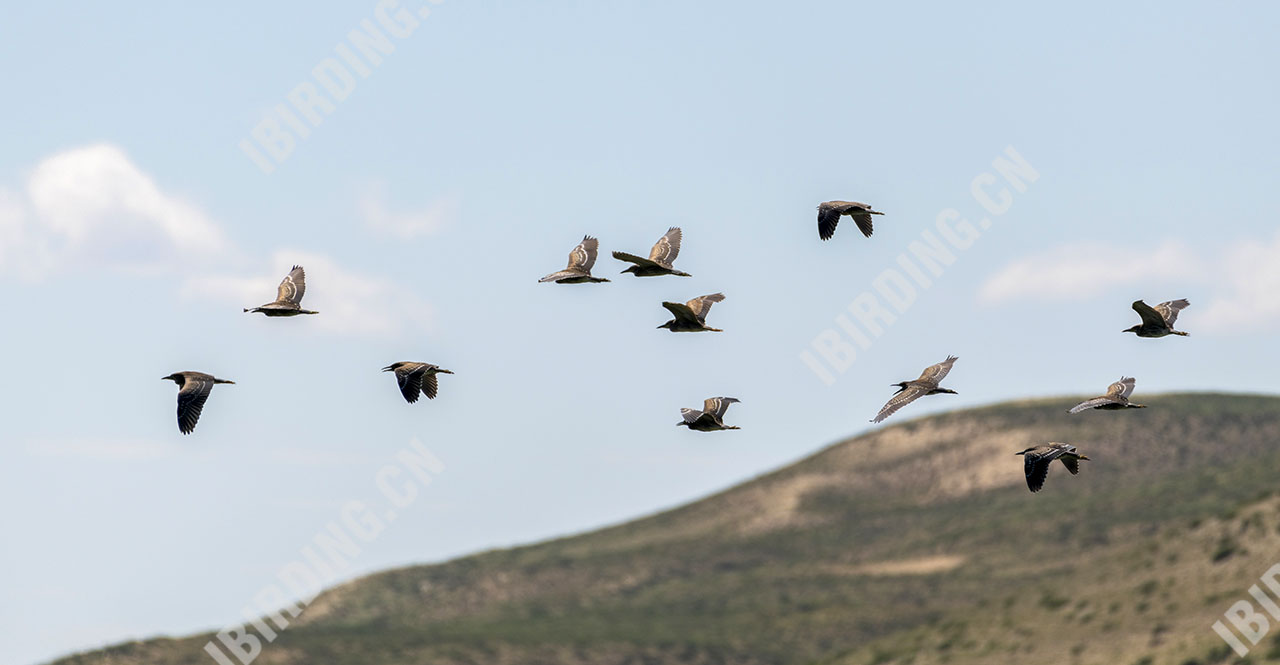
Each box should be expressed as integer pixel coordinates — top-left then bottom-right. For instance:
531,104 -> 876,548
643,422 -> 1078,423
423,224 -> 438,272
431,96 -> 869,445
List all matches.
978,240 -> 1200,304
980,233 -> 1280,334
359,181 -> 457,239
0,144 -> 225,279
182,249 -> 432,338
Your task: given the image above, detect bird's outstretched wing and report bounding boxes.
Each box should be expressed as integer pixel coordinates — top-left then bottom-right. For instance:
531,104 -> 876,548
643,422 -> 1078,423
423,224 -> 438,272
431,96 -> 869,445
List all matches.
539,270 -> 578,283
916,355 -> 958,386
661,301 -> 700,326
1023,449 -> 1062,493
275,265 -> 306,305
680,407 -> 704,424
395,364 -> 427,404
423,371 -> 440,400
703,396 -> 739,419
1067,396 -> 1117,414
568,236 -> 599,272
1132,300 -> 1166,329
1154,299 -> 1190,327
1106,376 -> 1136,399
686,293 -> 725,322
612,251 -> 661,269
1059,455 -> 1082,475
648,227 -> 682,267
817,202 -> 843,241
176,376 -> 214,435
873,385 -> 927,423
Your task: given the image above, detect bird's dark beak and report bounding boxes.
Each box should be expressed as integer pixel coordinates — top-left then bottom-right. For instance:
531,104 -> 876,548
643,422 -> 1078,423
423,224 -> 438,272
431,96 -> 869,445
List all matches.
381,366 -> 394,372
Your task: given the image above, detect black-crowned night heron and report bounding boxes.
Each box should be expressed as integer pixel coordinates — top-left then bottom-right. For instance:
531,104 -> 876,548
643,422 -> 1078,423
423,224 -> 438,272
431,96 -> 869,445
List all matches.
161,371 -> 235,435
1124,299 -> 1189,338
382,362 -> 454,404
817,201 -> 883,241
872,356 -> 958,423
613,227 -> 692,277
1068,376 -> 1146,414
678,397 -> 741,431
658,293 -> 725,332
539,235 -> 610,284
1015,442 -> 1089,493
244,265 -> 318,316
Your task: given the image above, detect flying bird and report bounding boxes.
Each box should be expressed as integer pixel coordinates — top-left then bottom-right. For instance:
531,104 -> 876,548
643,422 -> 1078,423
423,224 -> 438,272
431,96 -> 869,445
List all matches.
382,362 -> 453,404
613,227 -> 692,277
1123,299 -> 1189,337
658,293 -> 725,332
817,201 -> 884,241
872,356 -> 958,423
1068,376 -> 1147,414
245,265 -> 318,316
161,371 -> 234,435
1016,442 -> 1090,493
539,235 -> 610,284
678,397 -> 741,431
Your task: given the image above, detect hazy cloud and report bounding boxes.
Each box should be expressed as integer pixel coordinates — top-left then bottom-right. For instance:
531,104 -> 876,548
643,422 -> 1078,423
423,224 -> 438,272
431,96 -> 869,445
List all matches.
359,181 -> 458,239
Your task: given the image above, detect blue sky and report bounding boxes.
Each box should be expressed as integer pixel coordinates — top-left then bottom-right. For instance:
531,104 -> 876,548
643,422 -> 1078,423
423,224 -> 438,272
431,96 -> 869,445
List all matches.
3,2 -> 1279,663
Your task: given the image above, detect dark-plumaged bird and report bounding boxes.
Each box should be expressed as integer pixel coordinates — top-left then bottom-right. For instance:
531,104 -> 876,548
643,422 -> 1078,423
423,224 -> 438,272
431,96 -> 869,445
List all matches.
161,371 -> 234,435
817,201 -> 884,241
382,362 -> 453,404
539,235 -> 610,284
1123,299 -> 1189,337
613,227 -> 692,277
1016,442 -> 1090,493
245,265 -> 318,316
658,293 -> 725,332
1068,376 -> 1147,414
678,397 -> 741,431
872,356 -> 958,423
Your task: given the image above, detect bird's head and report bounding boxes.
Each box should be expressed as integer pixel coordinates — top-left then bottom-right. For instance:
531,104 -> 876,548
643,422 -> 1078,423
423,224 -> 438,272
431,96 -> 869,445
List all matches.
161,373 -> 180,383
890,381 -> 908,393
1122,325 -> 1141,334
381,363 -> 403,372
1015,448 -> 1034,456
621,266 -> 638,275
657,320 -> 674,330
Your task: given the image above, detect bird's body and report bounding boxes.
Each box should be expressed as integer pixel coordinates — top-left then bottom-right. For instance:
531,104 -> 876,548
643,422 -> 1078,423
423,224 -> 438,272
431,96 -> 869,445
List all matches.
382,362 -> 453,404
613,227 -> 692,277
539,235 -> 610,284
161,371 -> 234,435
658,293 -> 725,332
1016,442 -> 1089,493
872,356 -> 958,423
245,265 -> 318,316
1068,376 -> 1146,414
678,397 -> 741,431
817,201 -> 883,241
1124,299 -> 1189,337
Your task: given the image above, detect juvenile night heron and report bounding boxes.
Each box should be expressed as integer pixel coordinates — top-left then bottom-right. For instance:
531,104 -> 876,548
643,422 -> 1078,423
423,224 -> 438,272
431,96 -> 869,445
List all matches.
1016,442 -> 1090,493
872,356 -> 958,423
244,265 -> 318,316
613,227 -> 692,277
1068,376 -> 1146,414
658,293 -> 725,332
678,397 -> 741,431
1124,299 -> 1189,338
817,201 -> 883,241
161,371 -> 234,435
382,362 -> 453,404
539,235 -> 610,284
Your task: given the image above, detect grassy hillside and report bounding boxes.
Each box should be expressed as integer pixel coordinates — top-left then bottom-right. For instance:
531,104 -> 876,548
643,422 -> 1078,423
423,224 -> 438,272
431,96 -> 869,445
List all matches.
51,394 -> 1280,665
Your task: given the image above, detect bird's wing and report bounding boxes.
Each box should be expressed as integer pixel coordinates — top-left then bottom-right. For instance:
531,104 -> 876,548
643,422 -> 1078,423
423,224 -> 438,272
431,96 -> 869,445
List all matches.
1068,396 -> 1117,414
395,365 -> 426,404
686,293 -> 725,322
872,385 -> 928,423
423,371 -> 440,400
1023,450 -> 1059,493
1107,376 -> 1136,399
568,236 -> 598,272
176,376 -> 214,435
1155,299 -> 1190,326
648,227 -> 682,267
680,407 -> 704,424
275,265 -> 306,305
849,211 -> 875,238
916,355 -> 958,386
1132,300 -> 1166,328
539,270 -> 578,283
703,396 -> 739,419
1059,455 -> 1082,475
661,301 -> 700,326
612,251 -> 661,269
817,202 -> 842,241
